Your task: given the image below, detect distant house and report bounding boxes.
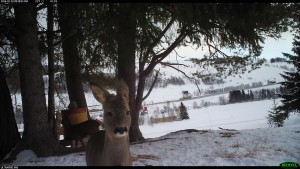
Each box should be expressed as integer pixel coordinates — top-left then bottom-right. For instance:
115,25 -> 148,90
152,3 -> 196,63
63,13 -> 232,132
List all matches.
268,79 -> 277,85
182,91 -> 192,99
141,106 -> 148,116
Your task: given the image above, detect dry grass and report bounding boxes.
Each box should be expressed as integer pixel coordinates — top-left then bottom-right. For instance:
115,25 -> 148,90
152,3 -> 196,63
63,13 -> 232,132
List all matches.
244,150 -> 257,158
214,150 -> 258,159
230,143 -> 242,148
214,151 -> 238,158
214,141 -> 221,144
275,147 -> 287,153
220,132 -> 235,137
132,154 -> 160,162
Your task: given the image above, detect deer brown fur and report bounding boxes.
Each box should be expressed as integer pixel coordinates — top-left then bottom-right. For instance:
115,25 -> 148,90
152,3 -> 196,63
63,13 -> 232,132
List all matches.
85,79 -> 132,166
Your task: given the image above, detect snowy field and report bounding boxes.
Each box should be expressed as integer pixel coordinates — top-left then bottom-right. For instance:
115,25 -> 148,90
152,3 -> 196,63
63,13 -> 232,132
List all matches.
2,61 -> 299,166
142,61 -> 294,103
140,100 -> 299,139
3,100 -> 300,166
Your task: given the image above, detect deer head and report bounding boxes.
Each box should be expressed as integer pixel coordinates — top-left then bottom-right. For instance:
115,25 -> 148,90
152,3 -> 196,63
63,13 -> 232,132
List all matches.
90,79 -> 131,139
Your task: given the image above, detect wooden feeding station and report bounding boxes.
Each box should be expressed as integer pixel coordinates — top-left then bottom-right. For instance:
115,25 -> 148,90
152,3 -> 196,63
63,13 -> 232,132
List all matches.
57,107 -> 101,148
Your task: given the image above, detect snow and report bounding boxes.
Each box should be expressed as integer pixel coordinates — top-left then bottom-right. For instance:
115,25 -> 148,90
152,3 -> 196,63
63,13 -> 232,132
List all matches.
3,100 -> 300,166
3,61 -> 300,166
141,100 -> 284,139
131,127 -> 299,166
143,61 -> 294,104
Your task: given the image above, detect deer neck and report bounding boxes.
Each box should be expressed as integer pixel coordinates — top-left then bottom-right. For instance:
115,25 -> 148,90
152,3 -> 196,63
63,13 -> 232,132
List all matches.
103,132 -> 131,166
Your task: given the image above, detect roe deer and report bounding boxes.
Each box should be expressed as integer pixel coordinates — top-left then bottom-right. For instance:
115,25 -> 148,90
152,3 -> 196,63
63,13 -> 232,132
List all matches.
85,80 -> 132,166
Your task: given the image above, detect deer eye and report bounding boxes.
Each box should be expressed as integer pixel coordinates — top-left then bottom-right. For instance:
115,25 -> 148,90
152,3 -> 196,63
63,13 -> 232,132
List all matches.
106,112 -> 113,117
126,111 -> 130,116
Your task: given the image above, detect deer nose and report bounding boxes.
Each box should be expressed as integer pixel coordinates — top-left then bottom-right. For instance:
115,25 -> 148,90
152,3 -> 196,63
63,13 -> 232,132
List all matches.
114,127 -> 128,134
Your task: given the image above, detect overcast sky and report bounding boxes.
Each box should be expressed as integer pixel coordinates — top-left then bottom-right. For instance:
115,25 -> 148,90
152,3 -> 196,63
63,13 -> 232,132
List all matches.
260,31 -> 294,59
166,30 -> 295,62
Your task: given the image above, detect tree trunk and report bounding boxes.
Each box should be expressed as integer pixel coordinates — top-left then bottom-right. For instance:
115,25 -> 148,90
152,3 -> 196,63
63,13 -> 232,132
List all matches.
47,3 -> 56,138
0,66 -> 21,161
116,4 -> 144,142
13,3 -> 61,157
57,3 -> 88,111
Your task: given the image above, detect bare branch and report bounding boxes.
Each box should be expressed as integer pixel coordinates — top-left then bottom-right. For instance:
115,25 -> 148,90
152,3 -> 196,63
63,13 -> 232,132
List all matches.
156,30 -> 187,63
141,17 -> 176,69
143,29 -> 187,76
205,35 -> 229,58
160,62 -> 202,95
144,17 -> 176,61
173,49 -> 185,60
160,62 -> 188,68
142,69 -> 160,102
160,62 -> 192,79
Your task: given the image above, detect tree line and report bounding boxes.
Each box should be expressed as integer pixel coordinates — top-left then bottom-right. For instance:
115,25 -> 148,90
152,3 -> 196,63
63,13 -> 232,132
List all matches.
228,88 -> 287,104
144,74 -> 185,89
270,57 -> 287,63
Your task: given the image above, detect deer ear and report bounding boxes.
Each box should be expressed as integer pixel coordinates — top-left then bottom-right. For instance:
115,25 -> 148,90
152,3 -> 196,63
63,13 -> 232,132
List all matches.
117,79 -> 129,101
90,82 -> 110,104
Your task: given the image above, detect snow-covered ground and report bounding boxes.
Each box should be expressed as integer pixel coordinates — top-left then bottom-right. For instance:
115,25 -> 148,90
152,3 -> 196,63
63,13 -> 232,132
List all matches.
140,100 -> 299,139
3,61 -> 299,166
3,100 -> 300,166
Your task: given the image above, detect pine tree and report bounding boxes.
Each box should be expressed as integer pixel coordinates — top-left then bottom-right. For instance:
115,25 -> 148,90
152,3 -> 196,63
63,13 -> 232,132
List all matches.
193,101 -> 199,109
179,102 -> 190,120
268,4 -> 300,127
241,90 -> 246,102
249,90 -> 254,101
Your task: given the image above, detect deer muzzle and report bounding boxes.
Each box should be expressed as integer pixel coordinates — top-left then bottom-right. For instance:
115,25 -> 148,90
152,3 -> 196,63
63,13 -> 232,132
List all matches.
114,127 -> 128,137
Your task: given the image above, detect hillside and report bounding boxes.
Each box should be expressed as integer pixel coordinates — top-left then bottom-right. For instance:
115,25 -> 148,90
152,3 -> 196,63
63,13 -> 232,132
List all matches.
142,60 -> 294,104
12,60 -> 294,127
